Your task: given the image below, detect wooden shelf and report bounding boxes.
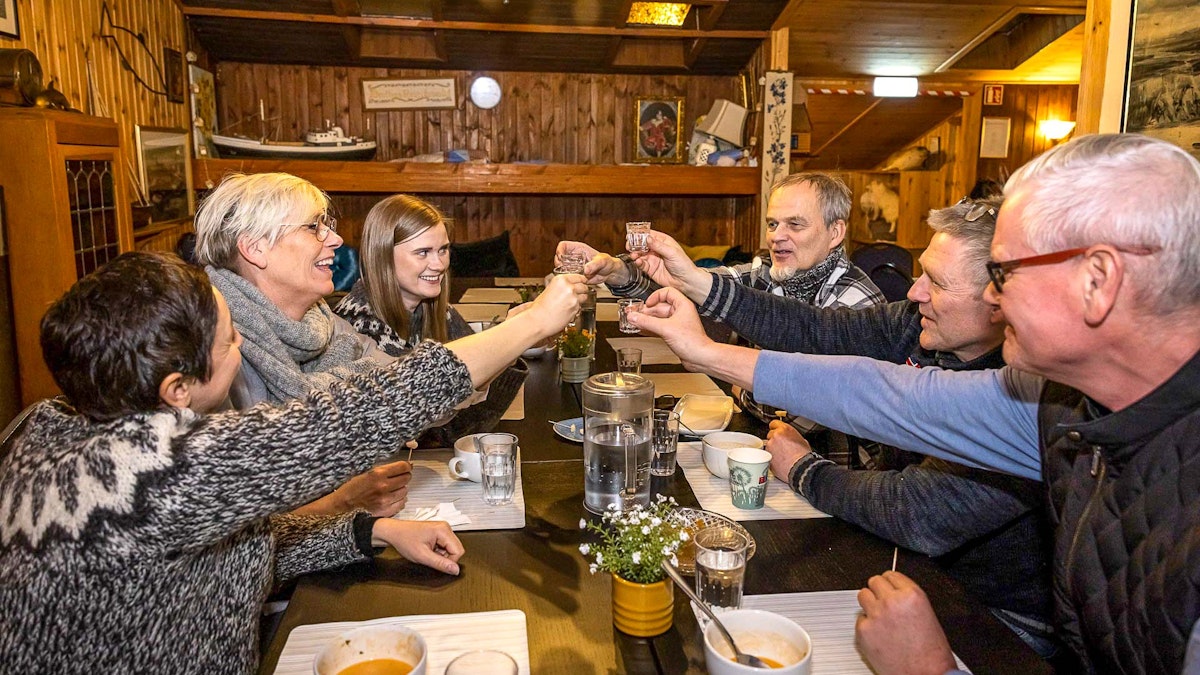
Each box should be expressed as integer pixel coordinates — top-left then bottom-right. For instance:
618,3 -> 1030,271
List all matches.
193,159 -> 761,196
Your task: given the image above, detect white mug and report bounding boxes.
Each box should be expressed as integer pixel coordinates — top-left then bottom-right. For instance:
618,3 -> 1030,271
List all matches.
449,435 -> 483,482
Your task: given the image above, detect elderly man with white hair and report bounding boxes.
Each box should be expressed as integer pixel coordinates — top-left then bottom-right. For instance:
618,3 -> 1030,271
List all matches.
629,134 -> 1200,674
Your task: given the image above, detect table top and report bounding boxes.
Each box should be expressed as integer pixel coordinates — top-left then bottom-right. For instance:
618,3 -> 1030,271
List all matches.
260,282 -> 1051,674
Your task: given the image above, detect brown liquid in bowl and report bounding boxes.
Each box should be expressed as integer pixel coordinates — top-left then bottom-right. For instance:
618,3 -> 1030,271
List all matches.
336,658 -> 413,675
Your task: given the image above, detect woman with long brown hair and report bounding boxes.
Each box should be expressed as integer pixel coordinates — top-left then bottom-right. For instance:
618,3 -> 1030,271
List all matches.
336,194 -> 527,445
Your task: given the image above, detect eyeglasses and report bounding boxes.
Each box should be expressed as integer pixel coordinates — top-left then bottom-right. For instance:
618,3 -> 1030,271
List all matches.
986,245 -> 1160,291
957,197 -> 997,223
297,213 -> 338,242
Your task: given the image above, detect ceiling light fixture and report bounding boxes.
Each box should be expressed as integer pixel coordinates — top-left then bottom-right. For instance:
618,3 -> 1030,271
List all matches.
627,2 -> 691,27
873,77 -> 919,97
1039,119 -> 1076,141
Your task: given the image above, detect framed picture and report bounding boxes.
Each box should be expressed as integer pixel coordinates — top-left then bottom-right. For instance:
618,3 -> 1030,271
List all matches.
188,65 -> 217,158
0,0 -> 19,39
163,47 -> 185,104
361,78 -> 457,111
633,97 -> 684,163
134,126 -> 194,226
1123,0 -> 1200,158
980,117 -> 1011,159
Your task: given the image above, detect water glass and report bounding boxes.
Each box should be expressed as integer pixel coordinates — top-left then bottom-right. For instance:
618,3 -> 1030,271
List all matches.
478,432 -> 517,506
651,409 -> 680,476
446,649 -> 519,675
617,347 -> 643,375
626,221 -> 652,253
618,298 -> 643,334
694,527 -> 748,611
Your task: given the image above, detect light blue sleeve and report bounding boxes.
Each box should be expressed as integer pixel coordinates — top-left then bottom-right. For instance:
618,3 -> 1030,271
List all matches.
1184,619 -> 1200,674
753,352 -> 1045,481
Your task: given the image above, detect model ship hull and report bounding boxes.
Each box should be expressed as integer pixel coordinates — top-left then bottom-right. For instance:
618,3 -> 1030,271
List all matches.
212,134 -> 377,161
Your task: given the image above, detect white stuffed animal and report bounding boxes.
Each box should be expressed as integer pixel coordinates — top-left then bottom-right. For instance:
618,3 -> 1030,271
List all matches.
860,180 -> 900,234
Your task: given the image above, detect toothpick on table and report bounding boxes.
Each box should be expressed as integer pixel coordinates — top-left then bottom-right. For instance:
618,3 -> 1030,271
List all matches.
891,547 -> 899,572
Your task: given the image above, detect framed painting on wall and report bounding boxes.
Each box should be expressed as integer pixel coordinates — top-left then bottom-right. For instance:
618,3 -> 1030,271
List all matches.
1123,0 -> 1200,159
0,0 -> 19,39
135,126 -> 194,226
633,97 -> 684,163
361,78 -> 457,111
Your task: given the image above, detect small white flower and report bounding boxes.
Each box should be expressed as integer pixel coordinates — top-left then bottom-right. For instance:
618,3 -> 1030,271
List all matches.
579,518 -> 587,529
662,545 -> 672,556
641,525 -> 650,535
589,564 -> 598,575
579,543 -> 590,555
670,555 -> 679,566
595,552 -> 604,565
606,503 -> 619,511
650,517 -> 661,526
679,531 -> 690,541
632,551 -> 642,564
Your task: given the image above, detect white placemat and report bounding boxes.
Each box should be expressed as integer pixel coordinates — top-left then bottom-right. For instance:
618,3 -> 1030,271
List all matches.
718,592 -> 968,673
453,303 -> 510,322
459,288 -> 522,304
596,302 -> 620,322
273,610 -> 530,675
501,384 -> 525,421
392,455 -> 525,530
644,372 -> 724,398
494,276 -> 545,287
677,442 -> 828,520
605,337 -> 681,365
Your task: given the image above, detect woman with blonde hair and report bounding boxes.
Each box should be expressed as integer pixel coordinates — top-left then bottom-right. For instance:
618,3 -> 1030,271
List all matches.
336,194 -> 527,445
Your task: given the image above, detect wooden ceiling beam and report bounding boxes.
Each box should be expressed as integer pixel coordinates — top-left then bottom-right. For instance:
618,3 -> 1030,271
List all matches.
811,98 -> 883,157
698,1 -> 727,32
330,0 -> 363,59
180,6 -> 769,39
936,5 -> 1085,72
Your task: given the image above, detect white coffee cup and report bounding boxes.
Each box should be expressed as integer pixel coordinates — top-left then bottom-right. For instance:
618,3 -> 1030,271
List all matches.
703,609 -> 812,675
449,434 -> 483,482
313,624 -> 427,675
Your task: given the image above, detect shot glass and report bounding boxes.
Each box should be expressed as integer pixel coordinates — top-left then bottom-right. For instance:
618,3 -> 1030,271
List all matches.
694,526 -> 749,611
478,432 -> 517,506
618,298 -> 644,334
616,347 -> 643,375
651,409 -> 680,476
626,221 -> 652,253
446,650 -> 519,675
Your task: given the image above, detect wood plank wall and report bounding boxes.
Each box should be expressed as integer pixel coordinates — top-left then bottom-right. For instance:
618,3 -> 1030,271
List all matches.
212,62 -> 761,273
977,84 -> 1079,182
0,0 -> 187,423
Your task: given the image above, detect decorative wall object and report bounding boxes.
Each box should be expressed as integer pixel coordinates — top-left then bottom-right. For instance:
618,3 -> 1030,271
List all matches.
162,47 -> 184,104
979,117 -> 1011,158
362,77 -> 457,111
1124,0 -> 1200,157
760,70 -> 794,245
0,0 -> 19,39
135,126 -> 193,225
188,64 -> 216,160
633,97 -> 684,163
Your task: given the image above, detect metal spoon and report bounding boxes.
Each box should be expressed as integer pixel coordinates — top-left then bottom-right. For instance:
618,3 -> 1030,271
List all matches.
661,561 -> 770,669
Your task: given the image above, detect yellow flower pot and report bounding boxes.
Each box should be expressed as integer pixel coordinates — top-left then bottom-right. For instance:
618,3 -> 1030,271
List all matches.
611,574 -> 674,637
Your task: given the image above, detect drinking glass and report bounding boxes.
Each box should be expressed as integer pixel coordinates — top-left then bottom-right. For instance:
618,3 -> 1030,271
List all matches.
616,347 -> 643,375
446,650 -> 519,675
626,221 -> 652,253
478,432 -> 517,506
618,298 -> 643,334
650,410 -> 680,476
694,526 -> 748,611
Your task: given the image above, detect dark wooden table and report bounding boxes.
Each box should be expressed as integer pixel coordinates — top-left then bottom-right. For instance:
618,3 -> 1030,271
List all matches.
259,283 -> 1052,674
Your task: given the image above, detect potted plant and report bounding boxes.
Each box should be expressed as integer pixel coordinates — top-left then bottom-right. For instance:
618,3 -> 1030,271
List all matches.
579,496 -> 689,636
558,325 -> 594,383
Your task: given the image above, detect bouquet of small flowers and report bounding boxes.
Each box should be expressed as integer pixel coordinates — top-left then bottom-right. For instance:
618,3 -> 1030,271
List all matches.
578,496 -> 689,584
558,324 -> 594,358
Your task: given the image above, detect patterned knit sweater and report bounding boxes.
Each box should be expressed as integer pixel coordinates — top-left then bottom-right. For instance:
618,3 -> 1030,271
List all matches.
0,342 -> 473,674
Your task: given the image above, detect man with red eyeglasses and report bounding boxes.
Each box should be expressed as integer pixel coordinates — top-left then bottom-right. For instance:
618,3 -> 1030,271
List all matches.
629,133 -> 1200,673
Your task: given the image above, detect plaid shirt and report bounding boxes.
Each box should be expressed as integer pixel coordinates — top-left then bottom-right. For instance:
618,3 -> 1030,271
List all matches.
607,251 -> 885,310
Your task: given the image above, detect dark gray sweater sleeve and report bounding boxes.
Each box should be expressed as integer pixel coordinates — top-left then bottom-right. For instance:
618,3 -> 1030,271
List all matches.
699,273 -> 919,361
159,341 -> 475,552
788,454 -> 1036,556
269,511 -> 368,584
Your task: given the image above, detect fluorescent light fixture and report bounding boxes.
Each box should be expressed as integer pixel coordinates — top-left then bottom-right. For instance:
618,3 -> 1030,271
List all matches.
627,2 -> 690,26
873,77 -> 919,97
1039,119 -> 1076,141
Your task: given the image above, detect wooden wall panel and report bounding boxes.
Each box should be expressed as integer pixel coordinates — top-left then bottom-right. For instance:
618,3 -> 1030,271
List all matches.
977,84 -> 1079,181
327,194 -> 757,277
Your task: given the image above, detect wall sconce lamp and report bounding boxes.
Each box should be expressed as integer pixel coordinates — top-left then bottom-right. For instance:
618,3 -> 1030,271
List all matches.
873,77 -> 919,97
1039,120 -> 1076,141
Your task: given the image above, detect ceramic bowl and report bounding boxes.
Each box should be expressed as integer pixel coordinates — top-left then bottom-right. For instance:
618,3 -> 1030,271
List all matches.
313,624 -> 427,675
701,432 -> 764,479
521,345 -> 549,359
703,609 -> 812,675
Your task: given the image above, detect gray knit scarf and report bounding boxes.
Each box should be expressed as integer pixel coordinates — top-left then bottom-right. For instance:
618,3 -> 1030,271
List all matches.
207,266 -> 379,402
776,248 -> 845,303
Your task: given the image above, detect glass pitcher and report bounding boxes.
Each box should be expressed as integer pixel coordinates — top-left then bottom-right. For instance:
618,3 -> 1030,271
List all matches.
582,372 -> 655,514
